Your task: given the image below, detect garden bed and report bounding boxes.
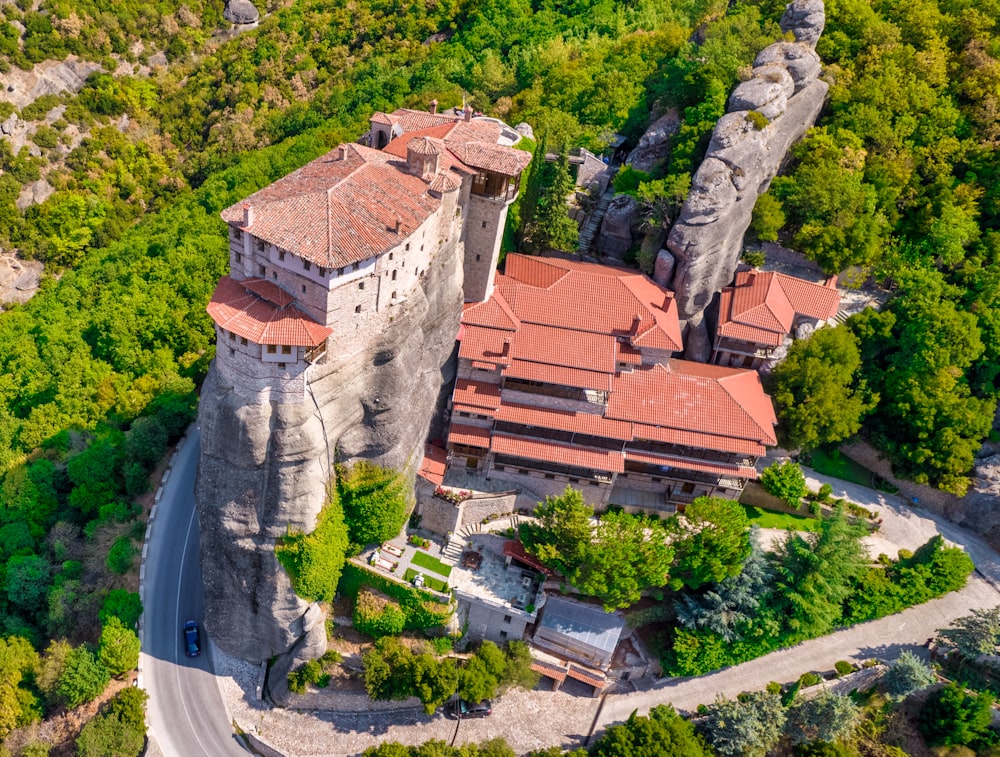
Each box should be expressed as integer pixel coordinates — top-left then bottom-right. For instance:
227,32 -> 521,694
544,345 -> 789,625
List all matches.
742,504 -> 819,531
404,568 -> 449,593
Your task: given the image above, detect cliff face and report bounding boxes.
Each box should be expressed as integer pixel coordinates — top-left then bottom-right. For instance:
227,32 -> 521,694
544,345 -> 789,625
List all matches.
195,244 -> 463,673
659,0 -> 828,359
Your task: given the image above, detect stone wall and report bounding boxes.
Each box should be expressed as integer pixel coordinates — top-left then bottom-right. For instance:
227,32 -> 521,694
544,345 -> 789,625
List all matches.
416,486 -> 519,537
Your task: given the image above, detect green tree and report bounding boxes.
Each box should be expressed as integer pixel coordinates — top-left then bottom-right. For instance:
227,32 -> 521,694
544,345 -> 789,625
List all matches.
57,646 -> 110,709
524,152 -> 578,253
337,461 -> 409,549
938,605 -> 1000,658
697,691 -> 786,757
76,687 -> 147,757
759,461 -> 808,507
670,497 -> 751,590
775,507 -> 869,639
459,641 -> 507,703
105,536 -> 137,575
918,682 -> 995,747
5,554 -> 52,616
36,639 -> 73,705
882,650 -> 936,699
749,192 -> 785,242
520,487 -> 593,577
785,691 -> 861,745
769,327 -> 875,450
590,705 -> 711,757
100,590 -> 143,629
0,635 -> 42,738
97,617 -> 141,676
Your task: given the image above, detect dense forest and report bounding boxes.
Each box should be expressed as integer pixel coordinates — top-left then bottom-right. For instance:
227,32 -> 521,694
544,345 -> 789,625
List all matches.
0,0 -> 998,749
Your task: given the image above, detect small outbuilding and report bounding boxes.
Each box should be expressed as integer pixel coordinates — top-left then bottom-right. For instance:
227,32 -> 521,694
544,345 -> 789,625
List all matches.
532,596 -> 624,671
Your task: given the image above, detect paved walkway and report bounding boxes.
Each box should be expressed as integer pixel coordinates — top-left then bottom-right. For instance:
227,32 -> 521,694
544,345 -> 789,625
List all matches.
220,470 -> 1000,756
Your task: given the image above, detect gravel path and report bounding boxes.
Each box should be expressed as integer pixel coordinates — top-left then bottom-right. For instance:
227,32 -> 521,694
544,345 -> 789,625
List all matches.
216,467 -> 1000,756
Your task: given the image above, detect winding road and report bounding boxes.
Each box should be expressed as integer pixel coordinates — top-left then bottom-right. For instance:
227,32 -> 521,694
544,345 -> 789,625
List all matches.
141,429 -> 247,756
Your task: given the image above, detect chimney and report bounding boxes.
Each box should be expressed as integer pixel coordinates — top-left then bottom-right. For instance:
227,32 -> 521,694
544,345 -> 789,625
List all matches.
395,217 -> 403,234
338,144 -> 348,160
429,99 -> 438,115
464,104 -> 473,122
243,203 -> 254,227
631,314 -> 642,335
501,339 -> 511,357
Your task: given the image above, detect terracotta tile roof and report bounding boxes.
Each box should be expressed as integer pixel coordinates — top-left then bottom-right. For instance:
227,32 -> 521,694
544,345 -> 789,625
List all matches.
608,362 -> 777,446
221,143 -> 440,268
624,449 -> 758,479
469,361 -> 499,371
494,255 -> 681,352
717,270 -> 840,344
492,433 -> 625,473
462,296 -> 520,331
452,379 -> 501,411
448,423 -> 491,448
530,660 -> 567,680
382,108 -> 463,132
383,119 -> 531,178
207,276 -> 332,347
458,324 -> 512,365
243,278 -> 295,307
418,444 -> 447,486
775,272 -> 840,321
496,402 -> 633,441
511,324 -> 616,373
632,422 -> 765,456
428,172 -> 461,194
567,665 -> 608,689
370,112 -> 393,125
503,359 -> 612,392
451,403 -> 496,418
409,136 -> 443,155
452,140 -> 533,176
617,343 -> 643,365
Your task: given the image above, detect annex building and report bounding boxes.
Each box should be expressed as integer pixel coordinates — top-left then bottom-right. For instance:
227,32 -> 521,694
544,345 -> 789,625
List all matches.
444,254 -> 778,513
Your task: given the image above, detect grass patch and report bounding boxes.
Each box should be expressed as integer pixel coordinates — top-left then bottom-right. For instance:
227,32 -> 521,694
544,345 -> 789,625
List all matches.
809,448 -> 898,493
404,568 -> 449,593
410,550 -> 452,578
338,563 -> 452,630
743,504 -> 819,531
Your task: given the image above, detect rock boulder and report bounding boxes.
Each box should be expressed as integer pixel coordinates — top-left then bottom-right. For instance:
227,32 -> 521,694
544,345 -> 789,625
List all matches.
224,0 -> 260,25
596,194 -> 639,258
626,110 -> 680,174
781,0 -> 825,48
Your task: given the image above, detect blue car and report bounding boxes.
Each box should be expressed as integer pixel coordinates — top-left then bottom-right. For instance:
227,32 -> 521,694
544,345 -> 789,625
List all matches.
183,620 -> 201,657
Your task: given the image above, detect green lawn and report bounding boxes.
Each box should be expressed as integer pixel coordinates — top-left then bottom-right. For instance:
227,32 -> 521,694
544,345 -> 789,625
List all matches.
410,550 -> 452,578
809,448 -> 898,493
743,504 -> 819,532
404,568 -> 449,593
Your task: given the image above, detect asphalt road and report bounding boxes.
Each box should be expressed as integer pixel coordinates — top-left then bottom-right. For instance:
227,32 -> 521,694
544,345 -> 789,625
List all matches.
141,429 -> 248,757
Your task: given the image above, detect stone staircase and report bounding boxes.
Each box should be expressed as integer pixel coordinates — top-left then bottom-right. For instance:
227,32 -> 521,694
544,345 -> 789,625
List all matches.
442,514 -> 524,564
577,189 -> 615,254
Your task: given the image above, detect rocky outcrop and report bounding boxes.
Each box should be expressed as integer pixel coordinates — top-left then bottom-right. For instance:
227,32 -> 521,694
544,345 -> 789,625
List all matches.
0,252 -> 43,307
626,109 -> 680,174
0,57 -> 103,110
961,452 -> 1000,552
662,0 -> 827,327
224,0 -> 260,25
17,179 -> 54,210
196,245 -> 463,694
596,194 -> 639,258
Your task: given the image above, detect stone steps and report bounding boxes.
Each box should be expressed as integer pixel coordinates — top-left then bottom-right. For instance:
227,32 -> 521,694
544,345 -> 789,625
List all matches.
577,190 -> 615,254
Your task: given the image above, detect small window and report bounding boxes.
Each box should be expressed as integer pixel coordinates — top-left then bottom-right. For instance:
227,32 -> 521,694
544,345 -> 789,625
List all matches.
337,267 -> 344,276
420,244 -> 424,251
458,411 -> 470,417
544,473 -> 555,480
228,331 -> 236,341
389,252 -> 394,261
391,291 -> 397,299
475,254 -> 481,261
681,482 -> 695,494
499,630 -> 508,639
303,260 -> 311,271
281,345 -> 292,354
319,267 -> 326,277
503,615 -> 511,624
302,285 -> 307,293
482,221 -> 488,228
353,262 -> 360,271
241,337 -> 247,345
405,243 -> 410,251
272,271 -> 277,280
278,362 -> 286,369
229,348 -> 235,356
266,345 -> 277,354
359,281 -> 365,290
355,305 -> 362,313
278,250 -> 286,261
258,264 -> 266,275
235,253 -> 242,264
391,270 -> 397,281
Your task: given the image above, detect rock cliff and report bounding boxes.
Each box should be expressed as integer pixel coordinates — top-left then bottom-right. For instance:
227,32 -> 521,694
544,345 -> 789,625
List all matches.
196,245 -> 463,698
660,0 -> 827,359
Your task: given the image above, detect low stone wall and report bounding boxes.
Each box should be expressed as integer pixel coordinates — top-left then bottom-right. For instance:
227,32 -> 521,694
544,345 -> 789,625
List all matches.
739,481 -> 809,516
458,492 -> 518,530
416,483 -> 519,536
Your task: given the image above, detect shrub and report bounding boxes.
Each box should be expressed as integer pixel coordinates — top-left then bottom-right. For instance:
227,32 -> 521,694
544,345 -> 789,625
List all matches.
57,647 -> 110,709
353,590 -> 406,638
745,110 -> 769,130
276,491 -> 349,603
883,650 -> 935,698
105,536 -> 137,575
799,671 -> 821,687
817,483 -> 833,501
760,461 -> 808,506
766,681 -> 782,695
742,250 -> 766,268
918,682 -> 996,747
834,660 -> 854,676
97,617 -> 141,676
100,590 -> 142,629
338,461 -> 410,549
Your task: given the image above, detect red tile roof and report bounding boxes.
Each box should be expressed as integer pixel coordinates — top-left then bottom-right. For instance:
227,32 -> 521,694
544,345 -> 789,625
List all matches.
463,296 -> 520,331
448,423 -> 491,448
221,143 -> 441,268
504,540 -> 554,575
608,362 -> 777,446
496,402 -> 633,441
418,444 -> 447,485
632,422 -> 765,456
383,119 -> 532,178
503,359 -> 612,392
624,449 -> 758,479
374,108 -> 463,132
207,276 -> 332,347
717,270 -> 840,345
511,324 -> 616,373
458,324 -> 513,365
492,433 -> 625,473
452,379 -> 501,411
452,403 -> 496,418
